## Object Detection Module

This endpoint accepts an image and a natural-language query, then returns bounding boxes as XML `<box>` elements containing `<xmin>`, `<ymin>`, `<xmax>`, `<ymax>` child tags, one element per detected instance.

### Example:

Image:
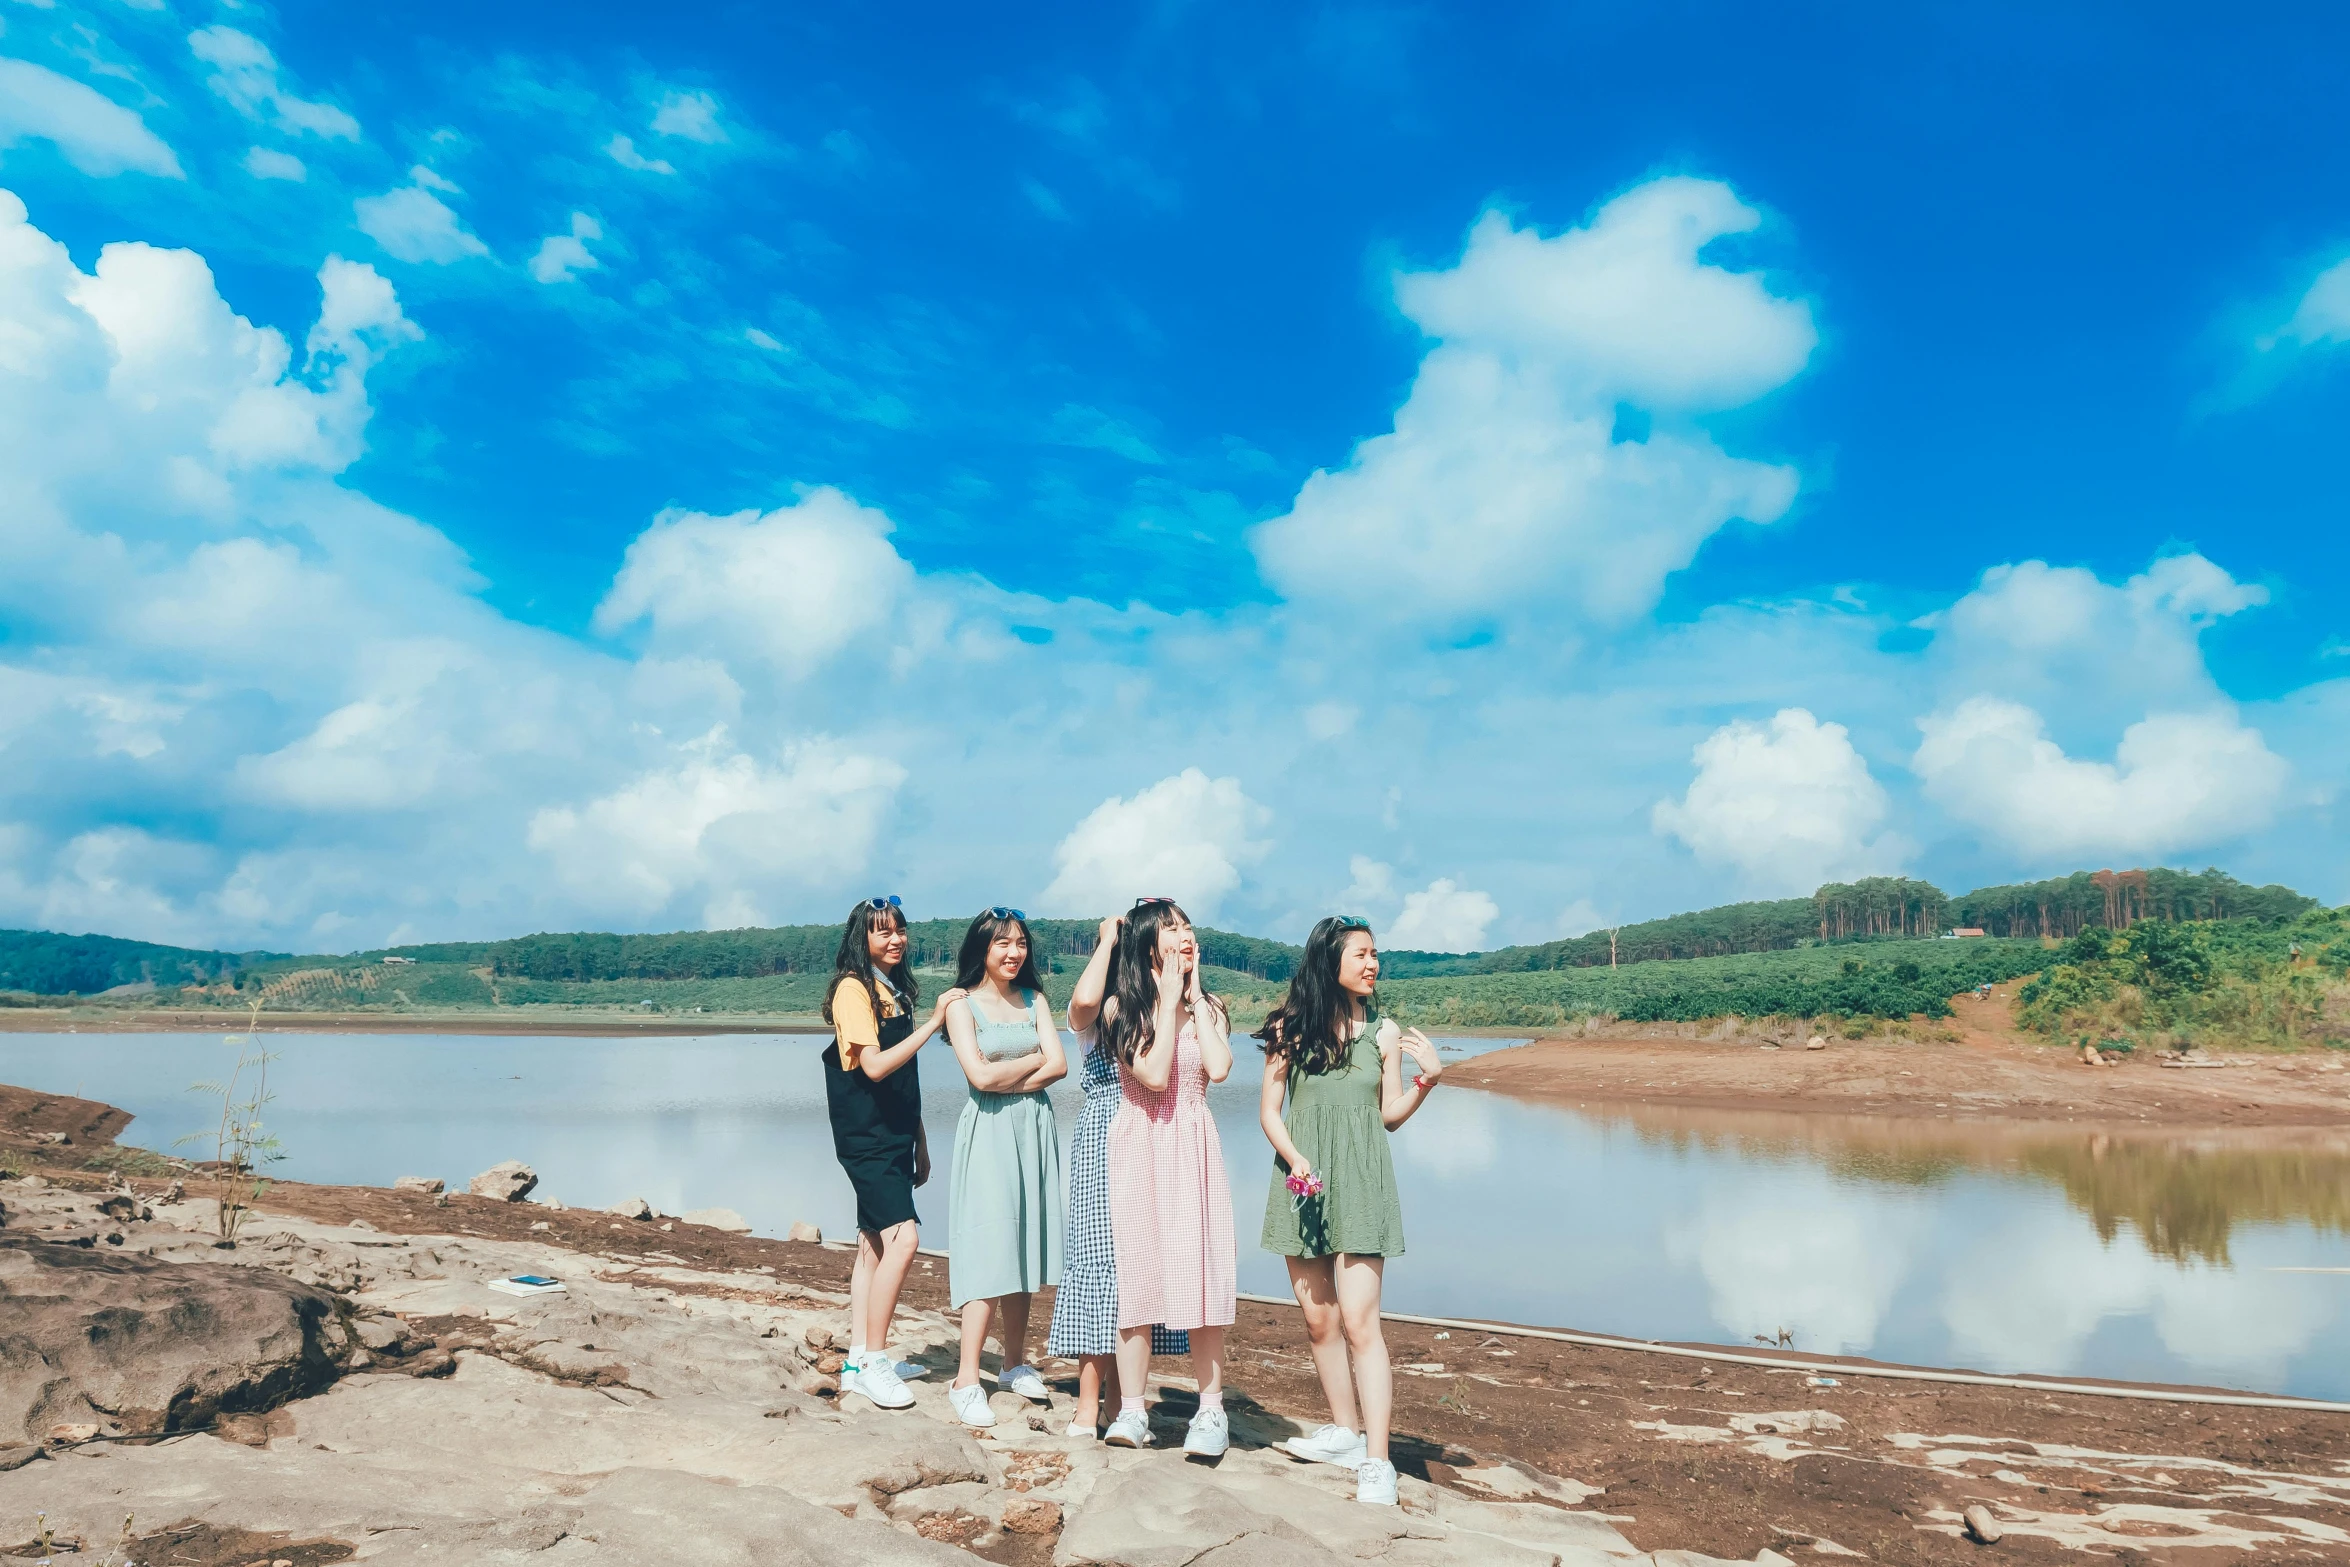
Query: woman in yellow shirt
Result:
<box><xmin>824</xmin><ymin>895</ymin><xmax>960</xmax><ymax>1409</ymax></box>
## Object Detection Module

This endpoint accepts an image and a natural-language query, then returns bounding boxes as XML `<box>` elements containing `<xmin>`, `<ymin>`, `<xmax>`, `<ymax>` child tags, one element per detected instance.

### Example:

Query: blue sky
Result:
<box><xmin>1</xmin><ymin>0</ymin><xmax>2345</xmax><ymax>953</ymax></box>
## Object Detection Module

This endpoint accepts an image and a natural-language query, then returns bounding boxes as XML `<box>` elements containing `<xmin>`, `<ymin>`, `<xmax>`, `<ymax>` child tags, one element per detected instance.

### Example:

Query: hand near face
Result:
<box><xmin>1097</xmin><ymin>914</ymin><xmax>1120</xmax><ymax>946</ymax></box>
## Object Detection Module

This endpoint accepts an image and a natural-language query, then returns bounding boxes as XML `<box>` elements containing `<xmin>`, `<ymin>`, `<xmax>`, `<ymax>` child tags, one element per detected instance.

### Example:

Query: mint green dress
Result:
<box><xmin>948</xmin><ymin>991</ymin><xmax>1065</xmax><ymax>1308</ymax></box>
<box><xmin>1260</xmin><ymin>1013</ymin><xmax>1405</xmax><ymax>1258</ymax></box>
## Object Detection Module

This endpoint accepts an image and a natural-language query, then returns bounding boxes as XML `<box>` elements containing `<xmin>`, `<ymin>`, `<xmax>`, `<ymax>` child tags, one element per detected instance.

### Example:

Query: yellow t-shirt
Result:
<box><xmin>832</xmin><ymin>976</ymin><xmax>904</xmax><ymax>1071</ymax></box>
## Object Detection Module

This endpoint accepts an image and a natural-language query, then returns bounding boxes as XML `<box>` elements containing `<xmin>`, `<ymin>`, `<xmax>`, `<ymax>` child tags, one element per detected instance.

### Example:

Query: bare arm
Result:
<box><xmin>1380</xmin><ymin>1021</ymin><xmax>1442</xmax><ymax>1130</ymax></box>
<box><xmin>1065</xmin><ymin>916</ymin><xmax>1119</xmax><ymax>1034</ymax></box>
<box><xmin>1258</xmin><ymin>1043</ymin><xmax>1311</xmax><ymax>1177</ymax></box>
<box><xmin>1185</xmin><ymin>958</ymin><xmax>1233</xmax><ymax>1083</ymax></box>
<box><xmin>1002</xmin><ymin>993</ymin><xmax>1068</xmax><ymax>1091</ymax></box>
<box><xmin>945</xmin><ymin>998</ymin><xmax>1047</xmax><ymax>1093</ymax></box>
<box><xmin>860</xmin><ymin>988</ymin><xmax>963</xmax><ymax>1082</ymax></box>
<box><xmin>1131</xmin><ymin>960</ymin><xmax>1185</xmax><ymax>1093</ymax></box>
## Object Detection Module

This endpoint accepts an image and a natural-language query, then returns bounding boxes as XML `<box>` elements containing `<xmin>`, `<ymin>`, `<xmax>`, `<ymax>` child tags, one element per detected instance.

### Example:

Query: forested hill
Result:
<box><xmin>0</xmin><ymin>865</ymin><xmax>2320</xmax><ymax>996</ymax></box>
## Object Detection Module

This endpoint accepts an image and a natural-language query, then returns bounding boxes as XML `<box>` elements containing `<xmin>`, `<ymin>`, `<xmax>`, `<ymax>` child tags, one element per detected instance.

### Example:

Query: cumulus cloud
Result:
<box><xmin>1652</xmin><ymin>708</ymin><xmax>1898</xmax><ymax>894</ymax></box>
<box><xmin>528</xmin><ymin>212</ymin><xmax>602</xmax><ymax>284</ymax></box>
<box><xmin>650</xmin><ymin>88</ymin><xmax>727</xmax><ymax>143</ymax></box>
<box><xmin>1039</xmin><ymin>770</ymin><xmax>1271</xmax><ymax>921</ymax></box>
<box><xmin>1386</xmin><ymin>877</ymin><xmax>1498</xmax><ymax>951</ymax></box>
<box><xmin>604</xmin><ymin>134</ymin><xmax>675</xmax><ymax>175</ymax></box>
<box><xmin>528</xmin><ymin>731</ymin><xmax>905</xmax><ymax>927</ymax></box>
<box><xmin>355</xmin><ymin>169</ymin><xmax>489</xmax><ymax>265</ymax></box>
<box><xmin>1251</xmin><ymin>176</ymin><xmax>1812</xmax><ymax>630</ymax></box>
<box><xmin>0</xmin><ymin>58</ymin><xmax>183</xmax><ymax>178</ymax></box>
<box><xmin>1912</xmin><ymin>697</ymin><xmax>2290</xmax><ymax>862</ymax></box>
<box><xmin>242</xmin><ymin>146</ymin><xmax>306</xmax><ymax>182</ymax></box>
<box><xmin>594</xmin><ymin>489</ymin><xmax>917</xmax><ymax>677</ymax></box>
<box><xmin>188</xmin><ymin>26</ymin><xmax>361</xmax><ymax>141</ymax></box>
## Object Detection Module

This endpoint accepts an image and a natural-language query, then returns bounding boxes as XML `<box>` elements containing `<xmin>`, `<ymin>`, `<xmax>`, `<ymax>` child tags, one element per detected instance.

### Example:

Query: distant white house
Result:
<box><xmin>383</xmin><ymin>955</ymin><xmax>417</xmax><ymax>964</ymax></box>
<box><xmin>1946</xmin><ymin>927</ymin><xmax>1987</xmax><ymax>939</ymax></box>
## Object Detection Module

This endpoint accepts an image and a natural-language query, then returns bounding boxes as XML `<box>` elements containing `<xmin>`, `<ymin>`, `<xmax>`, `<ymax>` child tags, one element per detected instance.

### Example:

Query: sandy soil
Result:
<box><xmin>9</xmin><ymin>1084</ymin><xmax>2348</xmax><ymax>1565</ymax></box>
<box><xmin>1459</xmin><ymin>984</ymin><xmax>2350</xmax><ymax>1130</ymax></box>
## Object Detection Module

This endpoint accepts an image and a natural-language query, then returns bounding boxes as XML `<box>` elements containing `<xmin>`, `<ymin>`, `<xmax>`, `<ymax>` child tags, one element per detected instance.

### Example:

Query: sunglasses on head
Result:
<box><xmin>1332</xmin><ymin>915</ymin><xmax>1372</xmax><ymax>931</ymax></box>
<box><xmin>1131</xmin><ymin>895</ymin><xmax>1180</xmax><ymax>910</ymax></box>
<box><xmin>986</xmin><ymin>906</ymin><xmax>1026</xmax><ymax>921</ymax></box>
<box><xmin>863</xmin><ymin>895</ymin><xmax>902</xmax><ymax>912</ymax></box>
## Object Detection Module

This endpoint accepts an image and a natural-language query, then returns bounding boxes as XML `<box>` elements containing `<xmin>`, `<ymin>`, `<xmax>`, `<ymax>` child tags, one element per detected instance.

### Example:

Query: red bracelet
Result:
<box><xmin>1414</xmin><ymin>1073</ymin><xmax>1436</xmax><ymax>1091</ymax></box>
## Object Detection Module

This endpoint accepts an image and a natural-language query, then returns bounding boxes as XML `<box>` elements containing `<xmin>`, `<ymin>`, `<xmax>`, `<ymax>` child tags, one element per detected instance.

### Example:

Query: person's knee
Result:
<box><xmin>1340</xmin><ymin>1306</ymin><xmax>1383</xmax><ymax>1351</ymax></box>
<box><xmin>881</xmin><ymin>1222</ymin><xmax>919</xmax><ymax>1256</ymax></box>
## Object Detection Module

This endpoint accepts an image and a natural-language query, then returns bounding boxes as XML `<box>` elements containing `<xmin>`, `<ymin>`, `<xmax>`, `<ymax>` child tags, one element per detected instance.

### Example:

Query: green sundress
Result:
<box><xmin>1260</xmin><ymin>1012</ymin><xmax>1405</xmax><ymax>1258</ymax></box>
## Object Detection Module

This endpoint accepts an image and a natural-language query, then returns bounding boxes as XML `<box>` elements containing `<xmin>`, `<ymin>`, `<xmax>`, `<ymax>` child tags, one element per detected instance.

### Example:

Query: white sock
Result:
<box><xmin>847</xmin><ymin>1343</ymin><xmax>868</xmax><ymax>1371</ymax></box>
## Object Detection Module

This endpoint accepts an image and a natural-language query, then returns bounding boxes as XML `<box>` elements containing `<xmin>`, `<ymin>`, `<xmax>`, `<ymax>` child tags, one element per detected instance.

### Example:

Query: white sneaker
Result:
<box><xmin>1183</xmin><ymin>1405</ymin><xmax>1229</xmax><ymax>1458</ymax></box>
<box><xmin>948</xmin><ymin>1380</ymin><xmax>997</xmax><ymax>1427</ymax></box>
<box><xmin>848</xmin><ymin>1359</ymin><xmax>913</xmax><ymax>1410</ymax></box>
<box><xmin>1282</xmin><ymin>1424</ymin><xmax>1367</xmax><ymax>1468</ymax></box>
<box><xmin>1357</xmin><ymin>1457</ymin><xmax>1398</xmax><ymax>1507</ymax></box>
<box><xmin>1065</xmin><ymin>1417</ymin><xmax>1099</xmax><ymax>1439</ymax></box>
<box><xmin>1001</xmin><ymin>1363</ymin><xmax>1052</xmax><ymax>1403</ymax></box>
<box><xmin>1103</xmin><ymin>1408</ymin><xmax>1153</xmax><ymax>1448</ymax></box>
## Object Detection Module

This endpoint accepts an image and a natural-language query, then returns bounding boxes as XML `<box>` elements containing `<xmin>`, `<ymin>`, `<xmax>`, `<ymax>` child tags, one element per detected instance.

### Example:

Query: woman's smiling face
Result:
<box><xmin>1336</xmin><ymin>930</ymin><xmax>1379</xmax><ymax>997</ymax></box>
<box><xmin>1156</xmin><ymin>916</ymin><xmax>1196</xmax><ymax>971</ymax></box>
<box><xmin>988</xmin><ymin>925</ymin><xmax>1029</xmax><ymax>982</ymax></box>
<box><xmin>867</xmin><ymin>918</ymin><xmax>908</xmax><ymax>968</ymax></box>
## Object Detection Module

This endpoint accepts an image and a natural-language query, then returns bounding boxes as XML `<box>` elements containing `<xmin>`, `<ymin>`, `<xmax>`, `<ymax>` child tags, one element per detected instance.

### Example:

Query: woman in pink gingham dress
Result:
<box><xmin>1099</xmin><ymin>898</ymin><xmax>1237</xmax><ymax>1455</ymax></box>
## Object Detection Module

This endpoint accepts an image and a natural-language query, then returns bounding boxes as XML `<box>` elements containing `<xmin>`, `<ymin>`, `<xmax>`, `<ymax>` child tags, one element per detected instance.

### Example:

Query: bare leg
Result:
<box><xmin>1288</xmin><ymin>1256</ymin><xmax>1359</xmax><ymax>1432</ymax></box>
<box><xmin>1113</xmin><ymin>1324</ymin><xmax>1154</xmax><ymax>1412</ymax></box>
<box><xmin>1334</xmin><ymin>1254</ymin><xmax>1390</xmax><ymax>1459</ymax></box>
<box><xmin>997</xmin><ymin>1291</ymin><xmax>1033</xmax><ymax>1371</ymax></box>
<box><xmin>1189</xmin><ymin>1324</ymin><xmax>1225</xmax><ymax>1402</ymax></box>
<box><xmin>955</xmin><ymin>1297</ymin><xmax>996</xmax><ymax>1388</ymax></box>
<box><xmin>849</xmin><ymin>1230</ymin><xmax>876</xmax><ymax>1355</ymax></box>
<box><xmin>1076</xmin><ymin>1354</ymin><xmax>1115</xmax><ymax>1428</ymax></box>
<box><xmin>862</xmin><ymin>1220</ymin><xmax>920</xmax><ymax>1356</ymax></box>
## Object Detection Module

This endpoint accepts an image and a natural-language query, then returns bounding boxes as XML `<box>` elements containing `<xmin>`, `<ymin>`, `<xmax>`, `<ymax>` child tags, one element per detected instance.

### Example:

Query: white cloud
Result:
<box><xmin>1251</xmin><ymin>176</ymin><xmax>1812</xmax><ymax>630</ymax></box>
<box><xmin>650</xmin><ymin>88</ymin><xmax>727</xmax><ymax>144</ymax></box>
<box><xmin>604</xmin><ymin>134</ymin><xmax>675</xmax><ymax>175</ymax></box>
<box><xmin>528</xmin><ymin>731</ymin><xmax>905</xmax><ymax>927</ymax></box>
<box><xmin>1668</xmin><ymin>1172</ymin><xmax>1922</xmax><ymax>1356</ymax></box>
<box><xmin>242</xmin><ymin>146</ymin><xmax>305</xmax><ymax>182</ymax></box>
<box><xmin>744</xmin><ymin>326</ymin><xmax>783</xmax><ymax>351</ymax></box>
<box><xmin>593</xmin><ymin>489</ymin><xmax>917</xmax><ymax>677</ymax></box>
<box><xmin>1050</xmin><ymin>402</ymin><xmax>1161</xmax><ymax>463</ymax></box>
<box><xmin>1912</xmin><ymin>697</ymin><xmax>2290</xmax><ymax>862</ymax></box>
<box><xmin>187</xmin><ymin>26</ymin><xmax>360</xmax><ymax>141</ymax></box>
<box><xmin>1653</xmin><ymin>708</ymin><xmax>1898</xmax><ymax>893</ymax></box>
<box><xmin>355</xmin><ymin>169</ymin><xmax>489</xmax><ymax>265</ymax></box>
<box><xmin>1039</xmin><ymin>769</ymin><xmax>1272</xmax><ymax>921</ymax></box>
<box><xmin>1385</xmin><ymin>877</ymin><xmax>1498</xmax><ymax>952</ymax></box>
<box><xmin>528</xmin><ymin>211</ymin><xmax>602</xmax><ymax>284</ymax></box>
<box><xmin>0</xmin><ymin>57</ymin><xmax>182</xmax><ymax>177</ymax></box>
<box><xmin>2257</xmin><ymin>254</ymin><xmax>2350</xmax><ymax>353</ymax></box>
<box><xmin>1338</xmin><ymin>854</ymin><xmax>1395</xmax><ymax>909</ymax></box>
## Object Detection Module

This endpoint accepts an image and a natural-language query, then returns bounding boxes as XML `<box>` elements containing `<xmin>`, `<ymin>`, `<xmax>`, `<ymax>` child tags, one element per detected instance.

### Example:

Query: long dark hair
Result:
<box><xmin>823</xmin><ymin>899</ymin><xmax>918</xmax><ymax>1024</ymax></box>
<box><xmin>952</xmin><ymin>909</ymin><xmax>1047</xmax><ymax>995</ymax></box>
<box><xmin>1255</xmin><ymin>916</ymin><xmax>1375</xmax><ymax>1076</ymax></box>
<box><xmin>1100</xmin><ymin>898</ymin><xmax>1221</xmax><ymax>1066</ymax></box>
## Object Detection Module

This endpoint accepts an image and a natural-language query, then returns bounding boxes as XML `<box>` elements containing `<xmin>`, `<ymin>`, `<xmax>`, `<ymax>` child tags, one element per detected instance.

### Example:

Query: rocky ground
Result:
<box><xmin>4</xmin><ymin>1087</ymin><xmax>2349</xmax><ymax>1564</ymax></box>
<box><xmin>1465</xmin><ymin>985</ymin><xmax>2350</xmax><ymax>1129</ymax></box>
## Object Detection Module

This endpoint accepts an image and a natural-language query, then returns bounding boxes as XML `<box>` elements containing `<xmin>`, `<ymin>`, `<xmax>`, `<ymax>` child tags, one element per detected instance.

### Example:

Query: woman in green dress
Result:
<box><xmin>1255</xmin><ymin>915</ymin><xmax>1444</xmax><ymax>1507</ymax></box>
<box><xmin>942</xmin><ymin>908</ymin><xmax>1068</xmax><ymax>1427</ymax></box>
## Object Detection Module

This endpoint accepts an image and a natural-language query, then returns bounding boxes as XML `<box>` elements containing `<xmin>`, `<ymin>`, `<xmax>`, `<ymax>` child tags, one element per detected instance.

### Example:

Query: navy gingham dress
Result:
<box><xmin>1047</xmin><ymin>1030</ymin><xmax>1189</xmax><ymax>1359</ymax></box>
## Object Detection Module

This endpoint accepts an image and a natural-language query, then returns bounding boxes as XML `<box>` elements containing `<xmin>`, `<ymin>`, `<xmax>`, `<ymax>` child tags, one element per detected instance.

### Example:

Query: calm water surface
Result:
<box><xmin>8</xmin><ymin>1029</ymin><xmax>2346</xmax><ymax>1400</ymax></box>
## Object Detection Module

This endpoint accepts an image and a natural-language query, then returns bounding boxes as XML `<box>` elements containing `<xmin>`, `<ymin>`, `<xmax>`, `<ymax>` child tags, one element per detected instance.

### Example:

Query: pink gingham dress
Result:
<box><xmin>1107</xmin><ymin>1019</ymin><xmax>1235</xmax><ymax>1332</ymax></box>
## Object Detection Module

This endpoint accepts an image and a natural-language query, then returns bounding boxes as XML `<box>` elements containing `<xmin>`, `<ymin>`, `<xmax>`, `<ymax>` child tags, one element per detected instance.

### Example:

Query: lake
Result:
<box><xmin>7</xmin><ymin>1028</ymin><xmax>2347</xmax><ymax>1400</ymax></box>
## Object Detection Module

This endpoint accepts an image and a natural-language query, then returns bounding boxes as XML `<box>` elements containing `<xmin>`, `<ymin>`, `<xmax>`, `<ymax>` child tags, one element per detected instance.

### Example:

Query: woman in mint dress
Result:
<box><xmin>942</xmin><ymin>908</ymin><xmax>1067</xmax><ymax>1428</ymax></box>
<box><xmin>1256</xmin><ymin>915</ymin><xmax>1444</xmax><ymax>1508</ymax></box>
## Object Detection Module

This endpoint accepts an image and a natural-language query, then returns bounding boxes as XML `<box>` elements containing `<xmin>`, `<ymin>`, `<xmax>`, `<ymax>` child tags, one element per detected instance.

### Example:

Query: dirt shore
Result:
<box><xmin>1462</xmin><ymin>985</ymin><xmax>2350</xmax><ymax>1130</ymax></box>
<box><xmin>8</xmin><ymin>1084</ymin><xmax>2348</xmax><ymax>1564</ymax></box>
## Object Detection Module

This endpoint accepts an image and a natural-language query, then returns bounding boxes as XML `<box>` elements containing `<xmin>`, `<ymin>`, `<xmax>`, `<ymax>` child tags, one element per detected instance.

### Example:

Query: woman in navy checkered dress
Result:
<box><xmin>1049</xmin><ymin>915</ymin><xmax>1185</xmax><ymax>1436</ymax></box>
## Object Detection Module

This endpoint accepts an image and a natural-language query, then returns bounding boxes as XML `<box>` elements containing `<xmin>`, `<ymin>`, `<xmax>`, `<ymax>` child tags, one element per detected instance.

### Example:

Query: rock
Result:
<box><xmin>764</xmin><ymin>1423</ymin><xmax>991</xmax><ymax>1510</ymax></box>
<box><xmin>513</xmin><ymin>1342</ymin><xmax>626</xmax><ymax>1384</ymax></box>
<box><xmin>0</xmin><ymin>1442</ymin><xmax>36</xmax><ymax>1471</ymax></box>
<box><xmin>797</xmin><ymin>1369</ymin><xmax>840</xmax><ymax>1398</ymax></box>
<box><xmin>468</xmin><ymin>1161</ymin><xmax>538</xmax><ymax>1202</ymax></box>
<box><xmin>541</xmin><ymin>1197</ymin><xmax>566</xmax><ymax>1212</ymax></box>
<box><xmin>1055</xmin><ymin>1464</ymin><xmax>1343</xmax><ymax>1566</ymax></box>
<box><xmin>681</xmin><ymin>1207</ymin><xmax>751</xmax><ymax>1233</ymax></box>
<box><xmin>47</xmin><ymin>1421</ymin><xmax>99</xmax><ymax>1445</ymax></box>
<box><xmin>1963</xmin><ymin>1504</ymin><xmax>2004</xmax><ymax>1544</ymax></box>
<box><xmin>393</xmin><ymin>1176</ymin><xmax>444</xmax><ymax>1195</ymax></box>
<box><xmin>1805</xmin><ymin>1035</ymin><xmax>1827</xmax><ymax>1051</ymax></box>
<box><xmin>33</xmin><ymin>1132</ymin><xmax>67</xmax><ymax>1146</ymax></box>
<box><xmin>0</xmin><ymin>1235</ymin><xmax>341</xmax><ymax>1442</ymax></box>
<box><xmin>789</xmin><ymin>1220</ymin><xmax>823</xmax><ymax>1244</ymax></box>
<box><xmin>814</xmin><ymin>1350</ymin><xmax>847</xmax><ymax>1375</ymax></box>
<box><xmin>355</xmin><ymin>1317</ymin><xmax>408</xmax><ymax>1352</ymax></box>
<box><xmin>15</xmin><ymin>1177</ymin><xmax>46</xmax><ymax>1191</ymax></box>
<box><xmin>1002</xmin><ymin>1496</ymin><xmax>1060</xmax><ymax>1534</ymax></box>
<box><xmin>606</xmin><ymin>1196</ymin><xmax>653</xmax><ymax>1220</ymax></box>
<box><xmin>528</xmin><ymin>1221</ymin><xmax>552</xmax><ymax>1232</ymax></box>
<box><xmin>2080</xmin><ymin>1042</ymin><xmax>2102</xmax><ymax>1067</ymax></box>
<box><xmin>803</xmin><ymin>1324</ymin><xmax>841</xmax><ymax>1352</ymax></box>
